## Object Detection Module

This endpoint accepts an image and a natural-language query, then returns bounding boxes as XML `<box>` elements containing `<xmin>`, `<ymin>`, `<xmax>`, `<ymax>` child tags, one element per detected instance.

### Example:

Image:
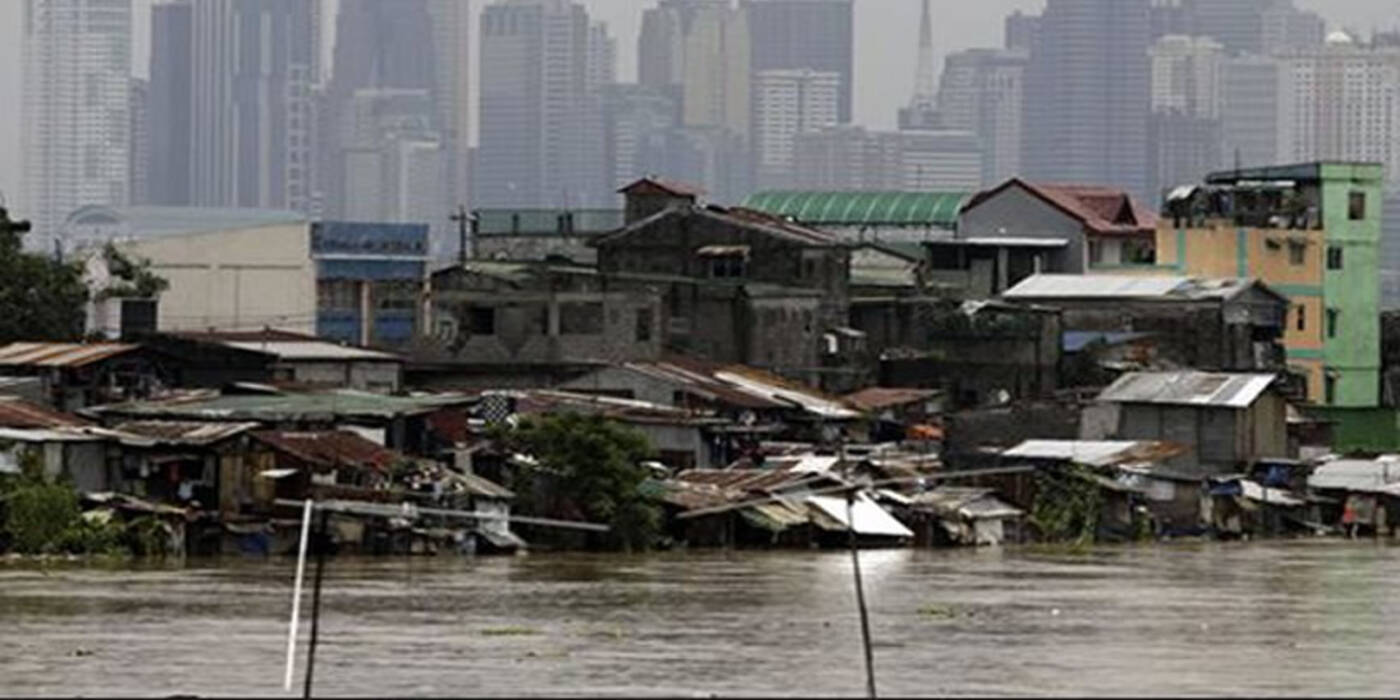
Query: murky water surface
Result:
<box><xmin>3</xmin><ymin>541</ymin><xmax>1400</xmax><ymax>697</ymax></box>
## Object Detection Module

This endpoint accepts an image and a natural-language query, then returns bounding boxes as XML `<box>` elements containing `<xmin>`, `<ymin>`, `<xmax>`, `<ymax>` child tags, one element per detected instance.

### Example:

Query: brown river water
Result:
<box><xmin>3</xmin><ymin>540</ymin><xmax>1400</xmax><ymax>697</ymax></box>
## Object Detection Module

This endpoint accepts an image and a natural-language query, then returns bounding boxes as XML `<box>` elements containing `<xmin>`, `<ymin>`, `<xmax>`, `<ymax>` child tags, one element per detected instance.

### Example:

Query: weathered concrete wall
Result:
<box><xmin>476</xmin><ymin>234</ymin><xmax>598</xmax><ymax>264</ymax></box>
<box><xmin>958</xmin><ymin>185</ymin><xmax>1087</xmax><ymax>272</ymax></box>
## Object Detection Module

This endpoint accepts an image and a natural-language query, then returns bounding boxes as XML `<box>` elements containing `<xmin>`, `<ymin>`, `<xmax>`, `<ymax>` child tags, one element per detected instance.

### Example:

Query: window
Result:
<box><xmin>710</xmin><ymin>255</ymin><xmax>746</xmax><ymax>279</ymax></box>
<box><xmin>1088</xmin><ymin>240</ymin><xmax>1104</xmax><ymax>265</ymax></box>
<box><xmin>1288</xmin><ymin>241</ymin><xmax>1306</xmax><ymax>266</ymax></box>
<box><xmin>1327</xmin><ymin>308</ymin><xmax>1339</xmax><ymax>338</ymax></box>
<box><xmin>635</xmin><ymin>308</ymin><xmax>652</xmax><ymax>342</ymax></box>
<box><xmin>1325</xmin><ymin>374</ymin><xmax>1337</xmax><ymax>405</ymax></box>
<box><xmin>1349</xmin><ymin>191</ymin><xmax>1367</xmax><ymax>220</ymax></box>
<box><xmin>466</xmin><ymin>305</ymin><xmax>495</xmax><ymax>335</ymax></box>
<box><xmin>1327</xmin><ymin>245</ymin><xmax>1344</xmax><ymax>270</ymax></box>
<box><xmin>1296</xmin><ymin>304</ymin><xmax>1306</xmax><ymax>332</ymax></box>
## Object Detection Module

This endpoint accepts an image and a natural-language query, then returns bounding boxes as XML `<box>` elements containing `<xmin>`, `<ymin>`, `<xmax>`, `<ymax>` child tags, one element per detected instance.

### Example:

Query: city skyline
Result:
<box><xmin>2</xmin><ymin>0</ymin><xmax>1397</xmax><ymax>214</ymax></box>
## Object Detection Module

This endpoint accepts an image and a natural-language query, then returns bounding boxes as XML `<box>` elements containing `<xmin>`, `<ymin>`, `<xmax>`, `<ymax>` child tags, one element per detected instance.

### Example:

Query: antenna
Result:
<box><xmin>910</xmin><ymin>0</ymin><xmax>937</xmax><ymax>107</ymax></box>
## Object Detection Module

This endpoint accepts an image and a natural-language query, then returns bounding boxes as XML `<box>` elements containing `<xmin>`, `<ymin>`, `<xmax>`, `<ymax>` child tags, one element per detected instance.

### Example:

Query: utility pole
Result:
<box><xmin>450</xmin><ymin>205</ymin><xmax>474</xmax><ymax>266</ymax></box>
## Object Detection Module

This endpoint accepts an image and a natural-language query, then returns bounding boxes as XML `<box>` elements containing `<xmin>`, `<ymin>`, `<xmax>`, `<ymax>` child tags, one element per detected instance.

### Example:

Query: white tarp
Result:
<box><xmin>806</xmin><ymin>493</ymin><xmax>913</xmax><ymax>538</ymax></box>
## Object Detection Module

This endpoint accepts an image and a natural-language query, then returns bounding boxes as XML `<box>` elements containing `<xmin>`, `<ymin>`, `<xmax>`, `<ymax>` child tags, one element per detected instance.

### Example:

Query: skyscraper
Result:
<box><xmin>476</xmin><ymin>0</ymin><xmax>614</xmax><ymax>209</ymax></box>
<box><xmin>426</xmin><ymin>0</ymin><xmax>473</xmax><ymax>211</ymax></box>
<box><xmin>147</xmin><ymin>0</ymin><xmax>193</xmax><ymax>207</ymax></box>
<box><xmin>21</xmin><ymin>0</ymin><xmax>132</xmax><ymax>245</ymax></box>
<box><xmin>1277</xmin><ymin>33</ymin><xmax>1400</xmax><ymax>183</ymax></box>
<box><xmin>190</xmin><ymin>0</ymin><xmax>318</xmax><ymax>213</ymax></box>
<box><xmin>1148</xmin><ymin>35</ymin><xmax>1225</xmax><ymax>197</ymax></box>
<box><xmin>752</xmin><ymin>69</ymin><xmax>840</xmax><ymax>189</ymax></box>
<box><xmin>129</xmin><ymin>79</ymin><xmax>151</xmax><ymax>207</ymax></box>
<box><xmin>1021</xmin><ymin>0</ymin><xmax>1152</xmax><ymax>200</ymax></box>
<box><xmin>1172</xmin><ymin>0</ymin><xmax>1323</xmax><ymax>57</ymax></box>
<box><xmin>1221</xmin><ymin>54</ymin><xmax>1287</xmax><ymax>169</ymax></box>
<box><xmin>898</xmin><ymin>0</ymin><xmax>940</xmax><ymax>131</ymax></box>
<box><xmin>936</xmin><ymin>48</ymin><xmax>1027</xmax><ymax>184</ymax></box>
<box><xmin>743</xmin><ymin>0</ymin><xmax>854</xmax><ymax>123</ymax></box>
<box><xmin>637</xmin><ymin>0</ymin><xmax>728</xmax><ymax>95</ymax></box>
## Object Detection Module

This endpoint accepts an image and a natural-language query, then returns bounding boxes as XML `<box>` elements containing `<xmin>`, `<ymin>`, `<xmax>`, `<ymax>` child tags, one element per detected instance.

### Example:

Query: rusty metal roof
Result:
<box><xmin>0</xmin><ymin>397</ymin><xmax>90</xmax><ymax>429</ymax></box>
<box><xmin>675</xmin><ymin>468</ymin><xmax>831</xmax><ymax>493</ymax></box>
<box><xmin>251</xmin><ymin>430</ymin><xmax>403</xmax><ymax>472</ymax></box>
<box><xmin>0</xmin><ymin>342</ymin><xmax>140</xmax><ymax>368</ymax></box>
<box><xmin>1096</xmin><ymin>371</ymin><xmax>1278</xmax><ymax>408</ymax></box>
<box><xmin>842</xmin><ymin>387</ymin><xmax>943</xmax><ymax>413</ymax></box>
<box><xmin>111</xmin><ymin>420</ymin><xmax>260</xmax><ymax>446</ymax></box>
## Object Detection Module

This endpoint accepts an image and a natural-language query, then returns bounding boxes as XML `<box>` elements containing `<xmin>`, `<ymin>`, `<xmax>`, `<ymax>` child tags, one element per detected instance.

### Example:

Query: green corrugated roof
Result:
<box><xmin>740</xmin><ymin>191</ymin><xmax>971</xmax><ymax>228</ymax></box>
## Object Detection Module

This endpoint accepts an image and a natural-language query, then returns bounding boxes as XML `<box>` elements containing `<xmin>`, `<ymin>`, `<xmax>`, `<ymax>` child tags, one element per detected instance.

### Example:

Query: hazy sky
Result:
<box><xmin>2</xmin><ymin>0</ymin><xmax>1397</xmax><ymax>209</ymax></box>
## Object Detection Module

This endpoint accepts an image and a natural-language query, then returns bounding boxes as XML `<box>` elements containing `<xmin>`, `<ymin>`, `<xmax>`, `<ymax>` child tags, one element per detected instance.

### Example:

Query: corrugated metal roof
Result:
<box><xmin>0</xmin><ymin>398</ymin><xmax>90</xmax><ymax>429</ymax></box>
<box><xmin>452</xmin><ymin>471</ymin><xmax>515</xmax><ymax>499</ymax></box>
<box><xmin>0</xmin><ymin>342</ymin><xmax>140</xmax><ymax>368</ymax></box>
<box><xmin>843</xmin><ymin>387</ymin><xmax>942</xmax><ymax>412</ymax></box>
<box><xmin>222</xmin><ymin>341</ymin><xmax>402</xmax><ymax>362</ymax></box>
<box><xmin>806</xmin><ymin>494</ymin><xmax>913</xmax><ymax>538</ymax></box>
<box><xmin>740</xmin><ymin>191</ymin><xmax>971</xmax><ymax>228</ymax></box>
<box><xmin>92</xmin><ymin>389</ymin><xmax>473</xmax><ymax>422</ymax></box>
<box><xmin>1004</xmin><ymin>274</ymin><xmax>1276</xmax><ymax>302</ymax></box>
<box><xmin>111</xmin><ymin>420</ymin><xmax>260</xmax><ymax>446</ymax></box>
<box><xmin>1308</xmin><ymin>457</ymin><xmax>1400</xmax><ymax>492</ymax></box>
<box><xmin>1002</xmin><ymin>439</ymin><xmax>1187</xmax><ymax>467</ymax></box>
<box><xmin>713</xmin><ymin>369</ymin><xmax>860</xmax><ymax>419</ymax></box>
<box><xmin>1096</xmin><ymin>371</ymin><xmax>1277</xmax><ymax>408</ymax></box>
<box><xmin>252</xmin><ymin>430</ymin><xmax>402</xmax><ymax>472</ymax></box>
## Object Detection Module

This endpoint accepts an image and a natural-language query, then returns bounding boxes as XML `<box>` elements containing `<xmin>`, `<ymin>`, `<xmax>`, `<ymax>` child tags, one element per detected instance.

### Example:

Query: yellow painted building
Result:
<box><xmin>1151</xmin><ymin>224</ymin><xmax>1327</xmax><ymax>400</ymax></box>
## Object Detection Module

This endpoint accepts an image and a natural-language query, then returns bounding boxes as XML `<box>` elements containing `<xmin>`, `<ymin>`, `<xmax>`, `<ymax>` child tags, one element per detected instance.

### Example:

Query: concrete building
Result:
<box><xmin>147</xmin><ymin>0</ymin><xmax>193</xmax><ymax>207</ymax></box>
<box><xmin>476</xmin><ymin>0</ymin><xmax>613</xmax><ymax>209</ymax></box>
<box><xmin>792</xmin><ymin>126</ymin><xmax>982</xmax><ymax>192</ymax></box>
<box><xmin>312</xmin><ymin>222</ymin><xmax>430</xmax><ymax>349</ymax></box>
<box><xmin>1155</xmin><ymin>0</ymin><xmax>1324</xmax><ymax>57</ymax></box>
<box><xmin>128</xmin><ymin>79</ymin><xmax>151</xmax><ymax>207</ymax></box>
<box><xmin>679</xmin><ymin>3</ymin><xmax>750</xmax><ymax>140</ymax></box>
<box><xmin>603</xmin><ymin>84</ymin><xmax>681</xmax><ymax>192</ymax></box>
<box><xmin>426</xmin><ymin>0</ymin><xmax>474</xmax><ymax>219</ymax></box>
<box><xmin>934</xmin><ymin>48</ymin><xmax>1028</xmax><ymax>185</ymax></box>
<box><xmin>752</xmin><ymin>69</ymin><xmax>841</xmax><ymax>189</ymax></box>
<box><xmin>901</xmin><ymin>130</ymin><xmax>986</xmax><ymax>192</ymax></box>
<box><xmin>190</xmin><ymin>0</ymin><xmax>318</xmax><ymax>214</ymax></box>
<box><xmin>1157</xmin><ymin>162</ymin><xmax>1384</xmax><ymax>406</ymax></box>
<box><xmin>21</xmin><ymin>0</ymin><xmax>132</xmax><ymax>247</ymax></box>
<box><xmin>1021</xmin><ymin>0</ymin><xmax>1152</xmax><ymax>202</ymax></box>
<box><xmin>743</xmin><ymin>0</ymin><xmax>854</xmax><ymax>123</ymax></box>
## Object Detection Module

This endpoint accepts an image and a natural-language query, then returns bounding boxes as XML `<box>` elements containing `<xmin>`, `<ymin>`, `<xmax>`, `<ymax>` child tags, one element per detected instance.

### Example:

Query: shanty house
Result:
<box><xmin>164</xmin><ymin>330</ymin><xmax>404</xmax><ymax>392</ymax></box>
<box><xmin>0</xmin><ymin>397</ymin><xmax>117</xmax><ymax>491</ymax></box>
<box><xmin>1085</xmin><ymin>371</ymin><xmax>1290</xmax><ymax>474</ymax></box>
<box><xmin>0</xmin><ymin>342</ymin><xmax>169</xmax><ymax>411</ymax></box>
<box><xmin>907</xmin><ymin>487</ymin><xmax>1024</xmax><ymax>546</ymax></box>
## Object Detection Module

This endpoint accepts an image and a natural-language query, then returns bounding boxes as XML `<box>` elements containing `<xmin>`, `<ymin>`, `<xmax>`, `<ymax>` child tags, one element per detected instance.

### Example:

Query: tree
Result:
<box><xmin>95</xmin><ymin>243</ymin><xmax>169</xmax><ymax>301</ymax></box>
<box><xmin>0</xmin><ymin>208</ymin><xmax>88</xmax><ymax>343</ymax></box>
<box><xmin>492</xmin><ymin>412</ymin><xmax>661</xmax><ymax>551</ymax></box>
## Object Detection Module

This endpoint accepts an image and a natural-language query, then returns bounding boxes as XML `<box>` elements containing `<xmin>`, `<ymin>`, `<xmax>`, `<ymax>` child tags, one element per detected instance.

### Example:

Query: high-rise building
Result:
<box><xmin>21</xmin><ymin>0</ymin><xmax>132</xmax><ymax>246</ymax></box>
<box><xmin>1277</xmin><ymin>33</ymin><xmax>1400</xmax><ymax>184</ymax></box>
<box><xmin>901</xmin><ymin>130</ymin><xmax>985</xmax><ymax>191</ymax></box>
<box><xmin>1221</xmin><ymin>54</ymin><xmax>1287</xmax><ymax>169</ymax></box>
<box><xmin>338</xmin><ymin>89</ymin><xmax>446</xmax><ymax>238</ymax></box>
<box><xmin>1156</xmin><ymin>0</ymin><xmax>1324</xmax><ymax>56</ymax></box>
<box><xmin>1148</xmin><ymin>35</ymin><xmax>1225</xmax><ymax>198</ymax></box>
<box><xmin>148</xmin><ymin>0</ymin><xmax>193</xmax><ymax>207</ymax></box>
<box><xmin>935</xmin><ymin>48</ymin><xmax>1027</xmax><ymax>185</ymax></box>
<box><xmin>794</xmin><ymin>126</ymin><xmax>982</xmax><ymax>192</ymax></box>
<box><xmin>743</xmin><ymin>0</ymin><xmax>854</xmax><ymax>123</ymax></box>
<box><xmin>898</xmin><ymin>0</ymin><xmax>940</xmax><ymax>131</ymax></box>
<box><xmin>476</xmin><ymin>0</ymin><xmax>613</xmax><ymax>209</ymax></box>
<box><xmin>1004</xmin><ymin>10</ymin><xmax>1040</xmax><ymax>52</ymax></box>
<box><xmin>129</xmin><ymin>79</ymin><xmax>151</xmax><ymax>207</ymax></box>
<box><xmin>426</xmin><ymin>0</ymin><xmax>473</xmax><ymax>212</ymax></box>
<box><xmin>605</xmin><ymin>85</ymin><xmax>680</xmax><ymax>192</ymax></box>
<box><xmin>190</xmin><ymin>0</ymin><xmax>318</xmax><ymax>213</ymax></box>
<box><xmin>1021</xmin><ymin>0</ymin><xmax>1152</xmax><ymax>201</ymax></box>
<box><xmin>752</xmin><ymin>69</ymin><xmax>840</xmax><ymax>189</ymax></box>
<box><xmin>681</xmin><ymin>4</ymin><xmax>751</xmax><ymax>140</ymax></box>
<box><xmin>638</xmin><ymin>0</ymin><xmax>728</xmax><ymax>95</ymax></box>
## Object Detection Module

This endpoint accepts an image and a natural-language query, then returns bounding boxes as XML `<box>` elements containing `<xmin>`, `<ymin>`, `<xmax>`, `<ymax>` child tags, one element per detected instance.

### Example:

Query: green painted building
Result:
<box><xmin>1204</xmin><ymin>162</ymin><xmax>1383</xmax><ymax>407</ymax></box>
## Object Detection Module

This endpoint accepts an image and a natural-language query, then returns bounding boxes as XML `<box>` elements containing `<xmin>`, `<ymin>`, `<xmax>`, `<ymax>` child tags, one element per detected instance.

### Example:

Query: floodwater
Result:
<box><xmin>3</xmin><ymin>541</ymin><xmax>1400</xmax><ymax>697</ymax></box>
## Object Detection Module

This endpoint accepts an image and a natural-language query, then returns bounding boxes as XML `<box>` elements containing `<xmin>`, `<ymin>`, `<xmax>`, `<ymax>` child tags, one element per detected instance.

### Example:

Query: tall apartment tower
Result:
<box><xmin>426</xmin><ymin>0</ymin><xmax>473</xmax><ymax>212</ymax></box>
<box><xmin>476</xmin><ymin>0</ymin><xmax>613</xmax><ymax>209</ymax></box>
<box><xmin>1277</xmin><ymin>33</ymin><xmax>1400</xmax><ymax>184</ymax></box>
<box><xmin>1168</xmin><ymin>0</ymin><xmax>1323</xmax><ymax>56</ymax></box>
<box><xmin>752</xmin><ymin>69</ymin><xmax>840</xmax><ymax>189</ymax></box>
<box><xmin>21</xmin><ymin>0</ymin><xmax>132</xmax><ymax>246</ymax></box>
<box><xmin>1148</xmin><ymin>35</ymin><xmax>1226</xmax><ymax>198</ymax></box>
<box><xmin>147</xmin><ymin>0</ymin><xmax>193</xmax><ymax>207</ymax></box>
<box><xmin>129</xmin><ymin>79</ymin><xmax>151</xmax><ymax>207</ymax></box>
<box><xmin>743</xmin><ymin>0</ymin><xmax>854</xmax><ymax>123</ymax></box>
<box><xmin>1220</xmin><ymin>54</ymin><xmax>1287</xmax><ymax>169</ymax></box>
<box><xmin>1022</xmin><ymin>0</ymin><xmax>1152</xmax><ymax>201</ymax></box>
<box><xmin>190</xmin><ymin>0</ymin><xmax>318</xmax><ymax>213</ymax></box>
<box><xmin>638</xmin><ymin>0</ymin><xmax>728</xmax><ymax>95</ymax></box>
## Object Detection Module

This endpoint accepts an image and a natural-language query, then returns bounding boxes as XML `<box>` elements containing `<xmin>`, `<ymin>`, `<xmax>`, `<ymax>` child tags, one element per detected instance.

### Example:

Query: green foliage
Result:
<box><xmin>492</xmin><ymin>413</ymin><xmax>661</xmax><ymax>551</ymax></box>
<box><xmin>96</xmin><ymin>244</ymin><xmax>169</xmax><ymax>301</ymax></box>
<box><xmin>0</xmin><ymin>226</ymin><xmax>88</xmax><ymax>343</ymax></box>
<box><xmin>1028</xmin><ymin>465</ymin><xmax>1104</xmax><ymax>546</ymax></box>
<box><xmin>123</xmin><ymin>516</ymin><xmax>174</xmax><ymax>557</ymax></box>
<box><xmin>3</xmin><ymin>461</ymin><xmax>82</xmax><ymax>554</ymax></box>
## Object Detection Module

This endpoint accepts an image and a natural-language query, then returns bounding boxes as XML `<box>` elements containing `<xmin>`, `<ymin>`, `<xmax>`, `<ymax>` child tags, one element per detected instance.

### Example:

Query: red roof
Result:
<box><xmin>617</xmin><ymin>176</ymin><xmax>706</xmax><ymax>198</ymax></box>
<box><xmin>251</xmin><ymin>430</ymin><xmax>403</xmax><ymax>473</ymax></box>
<box><xmin>964</xmin><ymin>178</ymin><xmax>1158</xmax><ymax>236</ymax></box>
<box><xmin>0</xmin><ymin>398</ymin><xmax>91</xmax><ymax>429</ymax></box>
<box><xmin>842</xmin><ymin>387</ymin><xmax>943</xmax><ymax>413</ymax></box>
